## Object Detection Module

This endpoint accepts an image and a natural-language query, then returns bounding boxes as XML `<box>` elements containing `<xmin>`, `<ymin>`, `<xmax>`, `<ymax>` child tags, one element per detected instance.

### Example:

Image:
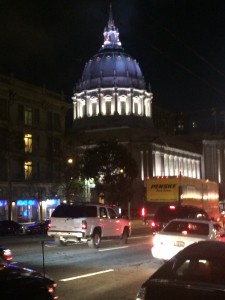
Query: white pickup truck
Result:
<box><xmin>151</xmin><ymin>218</ymin><xmax>224</xmax><ymax>261</ymax></box>
<box><xmin>48</xmin><ymin>203</ymin><xmax>131</xmax><ymax>248</ymax></box>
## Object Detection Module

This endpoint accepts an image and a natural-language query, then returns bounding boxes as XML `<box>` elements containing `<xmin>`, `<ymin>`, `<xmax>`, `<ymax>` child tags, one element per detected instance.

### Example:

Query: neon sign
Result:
<box><xmin>17</xmin><ymin>200</ymin><xmax>37</xmax><ymax>206</ymax></box>
<box><xmin>46</xmin><ymin>199</ymin><xmax>60</xmax><ymax>206</ymax></box>
<box><xmin>0</xmin><ymin>200</ymin><xmax>7</xmax><ymax>207</ymax></box>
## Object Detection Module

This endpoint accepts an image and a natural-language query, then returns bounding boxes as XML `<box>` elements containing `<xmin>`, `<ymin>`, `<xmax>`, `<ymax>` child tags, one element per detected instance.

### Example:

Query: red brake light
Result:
<box><xmin>141</xmin><ymin>207</ymin><xmax>146</xmax><ymax>217</ymax></box>
<box><xmin>169</xmin><ymin>205</ymin><xmax>176</xmax><ymax>210</ymax></box>
<box><xmin>82</xmin><ymin>220</ymin><xmax>87</xmax><ymax>230</ymax></box>
<box><xmin>150</xmin><ymin>221</ymin><xmax>156</xmax><ymax>228</ymax></box>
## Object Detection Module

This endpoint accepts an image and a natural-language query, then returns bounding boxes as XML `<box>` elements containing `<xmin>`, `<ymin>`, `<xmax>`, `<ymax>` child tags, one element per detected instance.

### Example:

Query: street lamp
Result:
<box><xmin>68</xmin><ymin>158</ymin><xmax>73</xmax><ymax>164</ymax></box>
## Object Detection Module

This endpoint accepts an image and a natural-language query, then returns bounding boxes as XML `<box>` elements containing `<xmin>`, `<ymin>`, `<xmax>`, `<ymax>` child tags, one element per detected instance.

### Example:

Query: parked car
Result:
<box><xmin>0</xmin><ymin>246</ymin><xmax>13</xmax><ymax>263</ymax></box>
<box><xmin>25</xmin><ymin>220</ymin><xmax>50</xmax><ymax>234</ymax></box>
<box><xmin>0</xmin><ymin>220</ymin><xmax>24</xmax><ymax>235</ymax></box>
<box><xmin>151</xmin><ymin>218</ymin><xmax>224</xmax><ymax>261</ymax></box>
<box><xmin>136</xmin><ymin>240</ymin><xmax>225</xmax><ymax>300</ymax></box>
<box><xmin>150</xmin><ymin>204</ymin><xmax>209</xmax><ymax>233</ymax></box>
<box><xmin>0</xmin><ymin>262</ymin><xmax>58</xmax><ymax>300</ymax></box>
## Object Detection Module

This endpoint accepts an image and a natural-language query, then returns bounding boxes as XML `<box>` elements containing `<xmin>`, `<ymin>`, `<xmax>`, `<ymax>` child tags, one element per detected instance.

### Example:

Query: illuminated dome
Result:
<box><xmin>72</xmin><ymin>5</ymin><xmax>153</xmax><ymax>128</ymax></box>
<box><xmin>77</xmin><ymin>45</ymin><xmax>146</xmax><ymax>91</ymax></box>
<box><xmin>77</xmin><ymin>7</ymin><xmax>145</xmax><ymax>91</ymax></box>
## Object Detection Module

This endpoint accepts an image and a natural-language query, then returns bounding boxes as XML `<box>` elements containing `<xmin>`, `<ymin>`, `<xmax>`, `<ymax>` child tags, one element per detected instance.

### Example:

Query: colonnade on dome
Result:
<box><xmin>73</xmin><ymin>87</ymin><xmax>152</xmax><ymax>120</ymax></box>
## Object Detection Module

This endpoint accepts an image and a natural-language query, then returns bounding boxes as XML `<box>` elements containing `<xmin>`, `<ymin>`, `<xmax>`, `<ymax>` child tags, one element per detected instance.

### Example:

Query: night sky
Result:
<box><xmin>1</xmin><ymin>0</ymin><xmax>225</xmax><ymax>113</ymax></box>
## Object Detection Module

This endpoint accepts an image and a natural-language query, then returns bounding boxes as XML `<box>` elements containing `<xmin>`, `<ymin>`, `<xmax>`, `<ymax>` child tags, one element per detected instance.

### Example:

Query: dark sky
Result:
<box><xmin>1</xmin><ymin>0</ymin><xmax>225</xmax><ymax>113</ymax></box>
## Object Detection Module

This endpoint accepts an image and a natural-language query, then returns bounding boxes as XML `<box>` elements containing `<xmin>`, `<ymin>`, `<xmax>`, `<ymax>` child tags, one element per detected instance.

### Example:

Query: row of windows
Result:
<box><xmin>0</xmin><ymin>100</ymin><xmax>62</xmax><ymax>131</ymax></box>
<box><xmin>0</xmin><ymin>133</ymin><xmax>62</xmax><ymax>155</ymax></box>
<box><xmin>0</xmin><ymin>158</ymin><xmax>62</xmax><ymax>182</ymax></box>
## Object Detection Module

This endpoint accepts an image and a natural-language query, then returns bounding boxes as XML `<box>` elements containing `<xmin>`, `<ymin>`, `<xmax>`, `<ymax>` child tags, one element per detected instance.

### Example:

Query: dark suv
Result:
<box><xmin>150</xmin><ymin>204</ymin><xmax>209</xmax><ymax>233</ymax></box>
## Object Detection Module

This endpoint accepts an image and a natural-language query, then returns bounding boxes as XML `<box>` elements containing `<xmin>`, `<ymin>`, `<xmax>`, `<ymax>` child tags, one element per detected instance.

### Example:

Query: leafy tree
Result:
<box><xmin>81</xmin><ymin>141</ymin><xmax>138</xmax><ymax>206</ymax></box>
<box><xmin>52</xmin><ymin>154</ymin><xmax>84</xmax><ymax>203</ymax></box>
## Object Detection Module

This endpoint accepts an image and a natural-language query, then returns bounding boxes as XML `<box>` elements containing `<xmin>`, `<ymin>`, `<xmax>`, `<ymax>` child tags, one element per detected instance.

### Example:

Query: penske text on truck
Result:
<box><xmin>145</xmin><ymin>176</ymin><xmax>221</xmax><ymax>220</ymax></box>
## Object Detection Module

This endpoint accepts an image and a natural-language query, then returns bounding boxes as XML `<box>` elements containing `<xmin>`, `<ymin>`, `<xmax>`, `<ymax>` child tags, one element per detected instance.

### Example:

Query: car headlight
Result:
<box><xmin>136</xmin><ymin>287</ymin><xmax>146</xmax><ymax>300</ymax></box>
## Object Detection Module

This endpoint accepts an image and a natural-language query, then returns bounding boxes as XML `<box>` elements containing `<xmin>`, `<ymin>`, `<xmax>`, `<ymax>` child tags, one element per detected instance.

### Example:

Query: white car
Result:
<box><xmin>151</xmin><ymin>218</ymin><xmax>224</xmax><ymax>261</ymax></box>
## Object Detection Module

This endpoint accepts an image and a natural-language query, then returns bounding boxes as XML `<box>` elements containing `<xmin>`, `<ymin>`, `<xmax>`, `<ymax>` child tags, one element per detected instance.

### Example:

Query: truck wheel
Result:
<box><xmin>54</xmin><ymin>236</ymin><xmax>65</xmax><ymax>246</ymax></box>
<box><xmin>88</xmin><ymin>230</ymin><xmax>101</xmax><ymax>248</ymax></box>
<box><xmin>120</xmin><ymin>228</ymin><xmax>128</xmax><ymax>245</ymax></box>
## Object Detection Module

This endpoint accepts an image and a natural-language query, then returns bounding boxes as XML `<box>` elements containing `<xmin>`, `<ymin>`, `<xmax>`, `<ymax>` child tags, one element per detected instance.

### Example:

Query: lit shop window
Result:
<box><xmin>24</xmin><ymin>134</ymin><xmax>32</xmax><ymax>153</ymax></box>
<box><xmin>24</xmin><ymin>161</ymin><xmax>32</xmax><ymax>180</ymax></box>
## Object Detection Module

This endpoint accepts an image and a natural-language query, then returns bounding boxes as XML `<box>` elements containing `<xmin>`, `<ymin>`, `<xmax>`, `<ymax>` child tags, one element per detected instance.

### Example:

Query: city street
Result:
<box><xmin>0</xmin><ymin>230</ymin><xmax>162</xmax><ymax>300</ymax></box>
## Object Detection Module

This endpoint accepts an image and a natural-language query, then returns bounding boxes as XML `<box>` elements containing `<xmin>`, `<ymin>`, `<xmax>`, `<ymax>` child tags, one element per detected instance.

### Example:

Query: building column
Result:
<box><xmin>98</xmin><ymin>88</ymin><xmax>102</xmax><ymax>115</ymax></box>
<box><xmin>130</xmin><ymin>88</ymin><xmax>133</xmax><ymax>114</ymax></box>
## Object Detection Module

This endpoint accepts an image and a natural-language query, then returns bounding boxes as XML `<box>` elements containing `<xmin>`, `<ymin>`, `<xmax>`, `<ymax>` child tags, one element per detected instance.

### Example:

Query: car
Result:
<box><xmin>0</xmin><ymin>246</ymin><xmax>13</xmax><ymax>263</ymax></box>
<box><xmin>0</xmin><ymin>262</ymin><xmax>58</xmax><ymax>300</ymax></box>
<box><xmin>136</xmin><ymin>240</ymin><xmax>225</xmax><ymax>300</ymax></box>
<box><xmin>48</xmin><ymin>203</ymin><xmax>131</xmax><ymax>248</ymax></box>
<box><xmin>0</xmin><ymin>220</ymin><xmax>24</xmax><ymax>235</ymax></box>
<box><xmin>151</xmin><ymin>218</ymin><xmax>224</xmax><ymax>261</ymax></box>
<box><xmin>25</xmin><ymin>220</ymin><xmax>50</xmax><ymax>234</ymax></box>
<box><xmin>149</xmin><ymin>204</ymin><xmax>209</xmax><ymax>233</ymax></box>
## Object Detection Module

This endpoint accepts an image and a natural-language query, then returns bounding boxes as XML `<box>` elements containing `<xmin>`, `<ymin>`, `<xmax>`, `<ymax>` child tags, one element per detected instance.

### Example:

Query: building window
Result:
<box><xmin>92</xmin><ymin>102</ymin><xmax>97</xmax><ymax>116</ymax></box>
<box><xmin>34</xmin><ymin>109</ymin><xmax>40</xmax><ymax>125</ymax></box>
<box><xmin>17</xmin><ymin>104</ymin><xmax>24</xmax><ymax>122</ymax></box>
<box><xmin>24</xmin><ymin>161</ymin><xmax>32</xmax><ymax>180</ymax></box>
<box><xmin>53</xmin><ymin>138</ymin><xmax>61</xmax><ymax>155</ymax></box>
<box><xmin>24</xmin><ymin>134</ymin><xmax>32</xmax><ymax>153</ymax></box>
<box><xmin>134</xmin><ymin>102</ymin><xmax>138</xmax><ymax>115</ymax></box>
<box><xmin>105</xmin><ymin>101</ymin><xmax>111</xmax><ymax>115</ymax></box>
<box><xmin>53</xmin><ymin>113</ymin><xmax>61</xmax><ymax>131</ymax></box>
<box><xmin>121</xmin><ymin>101</ymin><xmax>126</xmax><ymax>115</ymax></box>
<box><xmin>24</xmin><ymin>107</ymin><xmax>32</xmax><ymax>125</ymax></box>
<box><xmin>47</xmin><ymin>112</ymin><xmax>53</xmax><ymax>130</ymax></box>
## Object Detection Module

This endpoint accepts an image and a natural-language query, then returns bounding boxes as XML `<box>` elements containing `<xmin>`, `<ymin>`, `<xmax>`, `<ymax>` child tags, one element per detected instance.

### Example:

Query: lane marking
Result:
<box><xmin>98</xmin><ymin>245</ymin><xmax>128</xmax><ymax>252</ymax></box>
<box><xmin>59</xmin><ymin>269</ymin><xmax>114</xmax><ymax>282</ymax></box>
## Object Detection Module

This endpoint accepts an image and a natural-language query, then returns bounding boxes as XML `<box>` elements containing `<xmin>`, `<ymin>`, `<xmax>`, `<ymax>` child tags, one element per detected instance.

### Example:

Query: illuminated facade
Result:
<box><xmin>71</xmin><ymin>6</ymin><xmax>203</xmax><ymax>205</ymax></box>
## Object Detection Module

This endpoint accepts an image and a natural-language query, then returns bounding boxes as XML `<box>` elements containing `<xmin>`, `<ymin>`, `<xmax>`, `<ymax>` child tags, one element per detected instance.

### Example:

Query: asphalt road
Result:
<box><xmin>0</xmin><ymin>228</ymin><xmax>162</xmax><ymax>300</ymax></box>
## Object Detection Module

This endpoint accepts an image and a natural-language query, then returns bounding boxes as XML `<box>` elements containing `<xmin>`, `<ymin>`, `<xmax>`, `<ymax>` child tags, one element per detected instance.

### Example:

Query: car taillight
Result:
<box><xmin>3</xmin><ymin>249</ymin><xmax>13</xmax><ymax>261</ymax></box>
<box><xmin>82</xmin><ymin>220</ymin><xmax>87</xmax><ymax>230</ymax></box>
<box><xmin>169</xmin><ymin>205</ymin><xmax>176</xmax><ymax>210</ymax></box>
<box><xmin>150</xmin><ymin>221</ymin><xmax>156</xmax><ymax>228</ymax></box>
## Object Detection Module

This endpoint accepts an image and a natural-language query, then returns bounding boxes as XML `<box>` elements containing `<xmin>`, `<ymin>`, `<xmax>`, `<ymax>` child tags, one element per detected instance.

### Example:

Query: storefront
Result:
<box><xmin>16</xmin><ymin>199</ymin><xmax>39</xmax><ymax>222</ymax></box>
<box><xmin>0</xmin><ymin>200</ymin><xmax>8</xmax><ymax>220</ymax></box>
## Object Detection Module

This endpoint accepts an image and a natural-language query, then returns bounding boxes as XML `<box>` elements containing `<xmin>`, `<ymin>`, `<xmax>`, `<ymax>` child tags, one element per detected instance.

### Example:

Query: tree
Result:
<box><xmin>81</xmin><ymin>141</ymin><xmax>138</xmax><ymax>206</ymax></box>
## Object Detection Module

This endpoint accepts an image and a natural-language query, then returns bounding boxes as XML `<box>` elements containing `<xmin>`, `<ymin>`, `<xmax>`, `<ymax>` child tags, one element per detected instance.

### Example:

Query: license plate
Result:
<box><xmin>174</xmin><ymin>241</ymin><xmax>185</xmax><ymax>247</ymax></box>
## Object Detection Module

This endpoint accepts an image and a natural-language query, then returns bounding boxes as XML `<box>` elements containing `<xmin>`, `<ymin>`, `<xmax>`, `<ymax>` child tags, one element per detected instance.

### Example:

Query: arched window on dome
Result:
<box><xmin>90</xmin><ymin>97</ymin><xmax>98</xmax><ymax>116</ymax></box>
<box><xmin>121</xmin><ymin>101</ymin><xmax>126</xmax><ymax>115</ymax></box>
<box><xmin>105</xmin><ymin>101</ymin><xmax>111</xmax><ymax>115</ymax></box>
<box><xmin>92</xmin><ymin>102</ymin><xmax>97</xmax><ymax>116</ymax></box>
<box><xmin>102</xmin><ymin>95</ymin><xmax>112</xmax><ymax>115</ymax></box>
<box><xmin>133</xmin><ymin>97</ymin><xmax>141</xmax><ymax>116</ymax></box>
<box><xmin>134</xmin><ymin>102</ymin><xmax>138</xmax><ymax>115</ymax></box>
<box><xmin>118</xmin><ymin>95</ymin><xmax>127</xmax><ymax>115</ymax></box>
<box><xmin>144</xmin><ymin>99</ymin><xmax>151</xmax><ymax>117</ymax></box>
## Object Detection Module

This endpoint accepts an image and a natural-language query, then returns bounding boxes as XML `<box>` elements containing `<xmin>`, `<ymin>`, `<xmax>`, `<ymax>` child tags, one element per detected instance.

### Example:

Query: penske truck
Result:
<box><xmin>145</xmin><ymin>176</ymin><xmax>221</xmax><ymax>220</ymax></box>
